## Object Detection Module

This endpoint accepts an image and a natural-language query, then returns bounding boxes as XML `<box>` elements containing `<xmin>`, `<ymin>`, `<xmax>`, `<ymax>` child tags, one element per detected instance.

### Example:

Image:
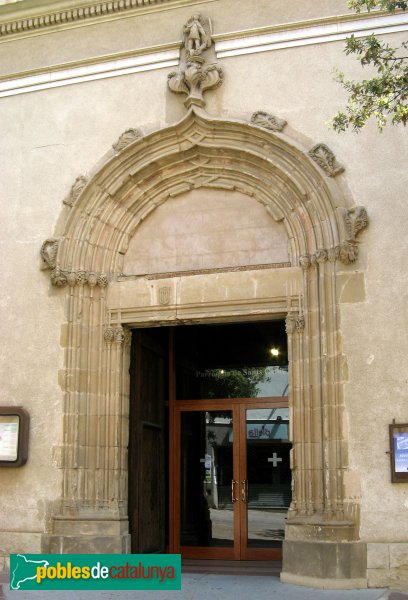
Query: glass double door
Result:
<box><xmin>173</xmin><ymin>399</ymin><xmax>291</xmax><ymax>560</ymax></box>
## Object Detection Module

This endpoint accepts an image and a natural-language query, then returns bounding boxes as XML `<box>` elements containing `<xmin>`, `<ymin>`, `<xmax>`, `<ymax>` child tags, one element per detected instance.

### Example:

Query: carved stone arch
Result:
<box><xmin>42</xmin><ymin>107</ymin><xmax>368</xmax><ymax>586</ymax></box>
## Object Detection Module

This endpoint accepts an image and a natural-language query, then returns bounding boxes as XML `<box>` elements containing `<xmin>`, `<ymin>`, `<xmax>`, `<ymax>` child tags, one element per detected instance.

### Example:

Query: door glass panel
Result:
<box><xmin>175</xmin><ymin>322</ymin><xmax>288</xmax><ymax>400</ymax></box>
<box><xmin>246</xmin><ymin>409</ymin><xmax>291</xmax><ymax>548</ymax></box>
<box><xmin>180</xmin><ymin>410</ymin><xmax>234</xmax><ymax>547</ymax></box>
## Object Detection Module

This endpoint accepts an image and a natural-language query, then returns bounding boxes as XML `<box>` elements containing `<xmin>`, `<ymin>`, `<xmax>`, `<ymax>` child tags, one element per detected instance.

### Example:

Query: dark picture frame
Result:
<box><xmin>389</xmin><ymin>423</ymin><xmax>408</xmax><ymax>483</ymax></box>
<box><xmin>0</xmin><ymin>407</ymin><xmax>29</xmax><ymax>467</ymax></box>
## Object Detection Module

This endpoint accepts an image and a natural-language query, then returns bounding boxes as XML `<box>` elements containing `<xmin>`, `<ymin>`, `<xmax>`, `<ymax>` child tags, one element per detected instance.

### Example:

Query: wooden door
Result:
<box><xmin>129</xmin><ymin>329</ymin><xmax>167</xmax><ymax>553</ymax></box>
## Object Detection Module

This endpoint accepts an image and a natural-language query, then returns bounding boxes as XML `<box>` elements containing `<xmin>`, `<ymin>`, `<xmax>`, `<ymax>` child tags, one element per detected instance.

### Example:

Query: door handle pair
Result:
<box><xmin>231</xmin><ymin>480</ymin><xmax>248</xmax><ymax>503</ymax></box>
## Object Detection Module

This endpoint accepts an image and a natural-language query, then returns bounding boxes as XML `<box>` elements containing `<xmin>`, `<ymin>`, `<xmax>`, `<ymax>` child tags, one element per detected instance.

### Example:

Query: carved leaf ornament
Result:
<box><xmin>251</xmin><ymin>111</ymin><xmax>287</xmax><ymax>132</ymax></box>
<box><xmin>308</xmin><ymin>143</ymin><xmax>344</xmax><ymax>177</ymax></box>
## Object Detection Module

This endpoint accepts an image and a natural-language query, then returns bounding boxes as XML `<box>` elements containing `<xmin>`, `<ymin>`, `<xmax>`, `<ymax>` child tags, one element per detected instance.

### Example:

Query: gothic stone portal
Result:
<box><xmin>41</xmin><ymin>109</ymin><xmax>368</xmax><ymax>587</ymax></box>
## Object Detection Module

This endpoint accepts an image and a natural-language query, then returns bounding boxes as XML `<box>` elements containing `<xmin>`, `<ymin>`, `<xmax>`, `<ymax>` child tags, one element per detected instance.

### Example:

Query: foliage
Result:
<box><xmin>331</xmin><ymin>0</ymin><xmax>408</xmax><ymax>132</ymax></box>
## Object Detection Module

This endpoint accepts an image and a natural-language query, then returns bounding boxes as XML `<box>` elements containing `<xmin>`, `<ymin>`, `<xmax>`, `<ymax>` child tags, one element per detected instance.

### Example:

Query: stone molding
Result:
<box><xmin>0</xmin><ymin>0</ymin><xmax>175</xmax><ymax>39</ymax></box>
<box><xmin>168</xmin><ymin>14</ymin><xmax>223</xmax><ymax>108</ymax></box>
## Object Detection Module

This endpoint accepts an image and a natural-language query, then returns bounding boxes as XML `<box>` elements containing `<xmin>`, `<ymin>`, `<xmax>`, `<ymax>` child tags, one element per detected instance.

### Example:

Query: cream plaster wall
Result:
<box><xmin>0</xmin><ymin>0</ymin><xmax>407</xmax><ymax>576</ymax></box>
<box><xmin>123</xmin><ymin>189</ymin><xmax>289</xmax><ymax>275</ymax></box>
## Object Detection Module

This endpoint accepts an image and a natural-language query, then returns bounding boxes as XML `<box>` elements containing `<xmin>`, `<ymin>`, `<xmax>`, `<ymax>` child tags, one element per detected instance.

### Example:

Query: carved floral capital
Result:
<box><xmin>285</xmin><ymin>314</ymin><xmax>305</xmax><ymax>335</ymax></box>
<box><xmin>104</xmin><ymin>326</ymin><xmax>125</xmax><ymax>345</ymax></box>
<box><xmin>49</xmin><ymin>269</ymin><xmax>109</xmax><ymax>288</ymax></box>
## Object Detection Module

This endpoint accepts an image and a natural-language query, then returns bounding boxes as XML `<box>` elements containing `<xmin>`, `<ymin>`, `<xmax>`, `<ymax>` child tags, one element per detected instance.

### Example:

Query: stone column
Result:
<box><xmin>42</xmin><ymin>274</ymin><xmax>131</xmax><ymax>553</ymax></box>
<box><xmin>281</xmin><ymin>254</ymin><xmax>366</xmax><ymax>588</ymax></box>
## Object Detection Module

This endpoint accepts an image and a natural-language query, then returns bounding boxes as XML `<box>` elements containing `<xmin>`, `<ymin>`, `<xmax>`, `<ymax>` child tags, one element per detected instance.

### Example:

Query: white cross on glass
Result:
<box><xmin>268</xmin><ymin>452</ymin><xmax>282</xmax><ymax>467</ymax></box>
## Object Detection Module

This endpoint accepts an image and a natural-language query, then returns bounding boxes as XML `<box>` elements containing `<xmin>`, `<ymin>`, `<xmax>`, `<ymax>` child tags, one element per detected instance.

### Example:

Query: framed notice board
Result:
<box><xmin>390</xmin><ymin>423</ymin><xmax>408</xmax><ymax>483</ymax></box>
<box><xmin>0</xmin><ymin>407</ymin><xmax>29</xmax><ymax>467</ymax></box>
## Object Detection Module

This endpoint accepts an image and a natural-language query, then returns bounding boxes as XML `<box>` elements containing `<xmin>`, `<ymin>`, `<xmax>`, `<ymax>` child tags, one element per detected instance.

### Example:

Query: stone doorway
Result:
<box><xmin>41</xmin><ymin>108</ymin><xmax>368</xmax><ymax>587</ymax></box>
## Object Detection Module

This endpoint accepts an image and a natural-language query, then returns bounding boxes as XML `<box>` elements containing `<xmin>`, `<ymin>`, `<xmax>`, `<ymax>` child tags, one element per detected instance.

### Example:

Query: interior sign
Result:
<box><xmin>389</xmin><ymin>423</ymin><xmax>408</xmax><ymax>483</ymax></box>
<box><xmin>0</xmin><ymin>407</ymin><xmax>29</xmax><ymax>467</ymax></box>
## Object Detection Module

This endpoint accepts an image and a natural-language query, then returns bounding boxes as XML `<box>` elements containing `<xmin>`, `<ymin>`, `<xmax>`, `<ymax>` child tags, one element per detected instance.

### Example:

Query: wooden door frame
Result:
<box><xmin>170</xmin><ymin>397</ymin><xmax>289</xmax><ymax>561</ymax></box>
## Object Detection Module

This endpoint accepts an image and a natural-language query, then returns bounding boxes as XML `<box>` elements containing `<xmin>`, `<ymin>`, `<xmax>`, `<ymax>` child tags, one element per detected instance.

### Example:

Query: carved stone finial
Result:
<box><xmin>168</xmin><ymin>14</ymin><xmax>223</xmax><ymax>109</ymax></box>
<box><xmin>344</xmin><ymin>206</ymin><xmax>369</xmax><ymax>242</ymax></box>
<box><xmin>250</xmin><ymin>111</ymin><xmax>287</xmax><ymax>132</ymax></box>
<box><xmin>308</xmin><ymin>144</ymin><xmax>344</xmax><ymax>177</ymax></box>
<box><xmin>112</xmin><ymin>128</ymin><xmax>142</xmax><ymax>152</ymax></box>
<box><xmin>64</xmin><ymin>175</ymin><xmax>88</xmax><ymax>207</ymax></box>
<box><xmin>41</xmin><ymin>238</ymin><xmax>59</xmax><ymax>270</ymax></box>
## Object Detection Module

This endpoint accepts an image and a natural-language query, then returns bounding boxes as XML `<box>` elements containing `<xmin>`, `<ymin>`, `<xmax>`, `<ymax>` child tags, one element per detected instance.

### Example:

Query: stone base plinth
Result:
<box><xmin>281</xmin><ymin>540</ymin><xmax>367</xmax><ymax>588</ymax></box>
<box><xmin>42</xmin><ymin>518</ymin><xmax>131</xmax><ymax>554</ymax></box>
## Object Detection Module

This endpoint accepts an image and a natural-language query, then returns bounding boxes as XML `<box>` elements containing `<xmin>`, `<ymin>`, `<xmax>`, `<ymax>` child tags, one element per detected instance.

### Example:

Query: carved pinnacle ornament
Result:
<box><xmin>168</xmin><ymin>14</ymin><xmax>223</xmax><ymax>109</ymax></box>
<box><xmin>308</xmin><ymin>143</ymin><xmax>344</xmax><ymax>177</ymax></box>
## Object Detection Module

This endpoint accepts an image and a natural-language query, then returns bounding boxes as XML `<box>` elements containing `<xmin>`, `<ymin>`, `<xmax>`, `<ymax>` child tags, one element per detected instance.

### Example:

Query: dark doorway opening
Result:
<box><xmin>128</xmin><ymin>320</ymin><xmax>290</xmax><ymax>558</ymax></box>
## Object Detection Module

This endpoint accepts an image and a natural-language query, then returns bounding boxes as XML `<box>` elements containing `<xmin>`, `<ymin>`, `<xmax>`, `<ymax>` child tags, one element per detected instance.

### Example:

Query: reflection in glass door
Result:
<box><xmin>175</xmin><ymin>401</ymin><xmax>291</xmax><ymax>560</ymax></box>
<box><xmin>243</xmin><ymin>407</ymin><xmax>291</xmax><ymax>557</ymax></box>
<box><xmin>180</xmin><ymin>410</ymin><xmax>235</xmax><ymax>550</ymax></box>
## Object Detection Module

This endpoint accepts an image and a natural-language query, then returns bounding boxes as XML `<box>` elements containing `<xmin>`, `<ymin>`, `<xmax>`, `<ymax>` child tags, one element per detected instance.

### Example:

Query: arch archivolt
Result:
<box><xmin>40</xmin><ymin>107</ymin><xmax>368</xmax><ymax>553</ymax></box>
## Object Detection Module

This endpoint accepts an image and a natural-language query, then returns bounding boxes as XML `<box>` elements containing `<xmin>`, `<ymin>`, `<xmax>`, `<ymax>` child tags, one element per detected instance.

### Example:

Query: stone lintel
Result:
<box><xmin>282</xmin><ymin>540</ymin><xmax>367</xmax><ymax>583</ymax></box>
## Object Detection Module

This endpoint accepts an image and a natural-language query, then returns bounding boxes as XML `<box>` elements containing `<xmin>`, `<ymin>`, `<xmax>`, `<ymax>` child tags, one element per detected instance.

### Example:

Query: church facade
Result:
<box><xmin>0</xmin><ymin>0</ymin><xmax>407</xmax><ymax>590</ymax></box>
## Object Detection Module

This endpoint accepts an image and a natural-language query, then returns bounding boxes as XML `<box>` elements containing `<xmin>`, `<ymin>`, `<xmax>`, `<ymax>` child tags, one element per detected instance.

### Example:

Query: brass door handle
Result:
<box><xmin>241</xmin><ymin>479</ymin><xmax>248</xmax><ymax>503</ymax></box>
<box><xmin>231</xmin><ymin>480</ymin><xmax>238</xmax><ymax>503</ymax></box>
